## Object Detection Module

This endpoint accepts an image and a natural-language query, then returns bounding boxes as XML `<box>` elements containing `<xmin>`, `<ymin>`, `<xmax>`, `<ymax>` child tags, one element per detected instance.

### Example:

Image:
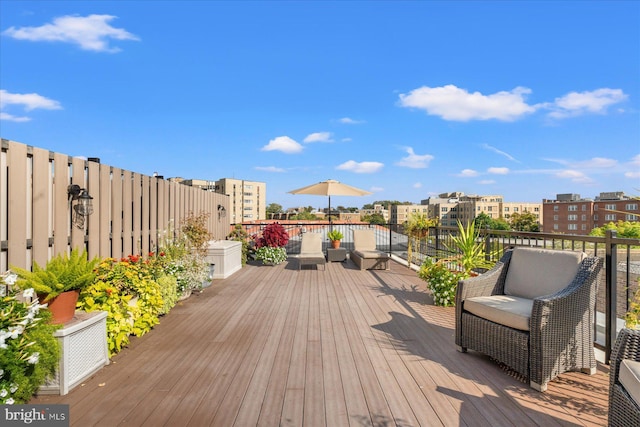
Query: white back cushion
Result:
<box><xmin>504</xmin><ymin>247</ymin><xmax>585</xmax><ymax>299</ymax></box>
<box><xmin>300</xmin><ymin>233</ymin><xmax>322</xmax><ymax>253</ymax></box>
<box><xmin>353</xmin><ymin>229</ymin><xmax>376</xmax><ymax>251</ymax></box>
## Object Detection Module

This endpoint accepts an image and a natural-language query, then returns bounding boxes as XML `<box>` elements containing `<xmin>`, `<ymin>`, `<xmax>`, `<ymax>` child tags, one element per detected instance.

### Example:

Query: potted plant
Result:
<box><xmin>404</xmin><ymin>212</ymin><xmax>437</xmax><ymax>267</ymax></box>
<box><xmin>254</xmin><ymin>223</ymin><xmax>289</xmax><ymax>265</ymax></box>
<box><xmin>13</xmin><ymin>248</ymin><xmax>100</xmax><ymax>324</ymax></box>
<box><xmin>327</xmin><ymin>229</ymin><xmax>344</xmax><ymax>249</ymax></box>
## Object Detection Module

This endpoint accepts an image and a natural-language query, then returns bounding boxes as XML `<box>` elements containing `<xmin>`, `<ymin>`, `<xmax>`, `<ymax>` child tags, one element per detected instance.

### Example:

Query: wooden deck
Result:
<box><xmin>32</xmin><ymin>258</ymin><xmax>610</xmax><ymax>426</ymax></box>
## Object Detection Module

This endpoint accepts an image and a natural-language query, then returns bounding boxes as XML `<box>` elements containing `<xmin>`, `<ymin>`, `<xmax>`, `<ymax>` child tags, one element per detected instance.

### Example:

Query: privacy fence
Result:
<box><xmin>1</xmin><ymin>139</ymin><xmax>230</xmax><ymax>272</ymax></box>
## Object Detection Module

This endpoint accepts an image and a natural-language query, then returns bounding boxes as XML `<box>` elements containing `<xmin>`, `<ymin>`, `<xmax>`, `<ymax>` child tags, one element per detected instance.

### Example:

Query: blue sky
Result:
<box><xmin>1</xmin><ymin>1</ymin><xmax>639</xmax><ymax>211</ymax></box>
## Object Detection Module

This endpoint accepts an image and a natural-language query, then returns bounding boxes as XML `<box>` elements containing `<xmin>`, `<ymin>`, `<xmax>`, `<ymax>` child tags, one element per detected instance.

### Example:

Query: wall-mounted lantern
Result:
<box><xmin>217</xmin><ymin>204</ymin><xmax>226</xmax><ymax>221</ymax></box>
<box><xmin>68</xmin><ymin>184</ymin><xmax>94</xmax><ymax>229</ymax></box>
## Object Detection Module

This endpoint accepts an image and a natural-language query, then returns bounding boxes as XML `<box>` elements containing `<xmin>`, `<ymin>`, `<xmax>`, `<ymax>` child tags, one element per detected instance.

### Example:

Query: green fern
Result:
<box><xmin>13</xmin><ymin>248</ymin><xmax>100</xmax><ymax>301</ymax></box>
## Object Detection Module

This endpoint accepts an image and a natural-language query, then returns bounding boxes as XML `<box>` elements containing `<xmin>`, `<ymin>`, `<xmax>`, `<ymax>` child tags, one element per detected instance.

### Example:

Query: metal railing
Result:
<box><xmin>243</xmin><ymin>221</ymin><xmax>640</xmax><ymax>362</ymax></box>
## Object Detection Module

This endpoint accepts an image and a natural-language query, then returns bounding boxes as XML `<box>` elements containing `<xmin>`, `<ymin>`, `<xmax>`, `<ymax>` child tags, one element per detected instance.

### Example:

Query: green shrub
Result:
<box><xmin>12</xmin><ymin>248</ymin><xmax>99</xmax><ymax>301</ymax></box>
<box><xmin>0</xmin><ymin>274</ymin><xmax>60</xmax><ymax>404</ymax></box>
<box><xmin>157</xmin><ymin>275</ymin><xmax>178</xmax><ymax>315</ymax></box>
<box><xmin>418</xmin><ymin>258</ymin><xmax>466</xmax><ymax>307</ymax></box>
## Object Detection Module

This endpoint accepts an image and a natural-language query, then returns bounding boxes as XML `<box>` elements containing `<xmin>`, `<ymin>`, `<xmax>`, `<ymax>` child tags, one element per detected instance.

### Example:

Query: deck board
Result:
<box><xmin>31</xmin><ymin>258</ymin><xmax>609</xmax><ymax>426</ymax></box>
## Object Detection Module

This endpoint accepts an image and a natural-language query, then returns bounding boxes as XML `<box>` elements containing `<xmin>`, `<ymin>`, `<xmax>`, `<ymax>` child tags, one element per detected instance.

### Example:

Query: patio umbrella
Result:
<box><xmin>288</xmin><ymin>179</ymin><xmax>372</xmax><ymax>226</ymax></box>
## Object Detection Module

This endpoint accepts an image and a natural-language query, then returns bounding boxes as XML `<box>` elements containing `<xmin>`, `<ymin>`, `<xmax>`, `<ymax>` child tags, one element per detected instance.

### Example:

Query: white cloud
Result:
<box><xmin>336</xmin><ymin>160</ymin><xmax>384</xmax><ymax>174</ymax></box>
<box><xmin>255</xmin><ymin>166</ymin><xmax>285</xmax><ymax>172</ymax></box>
<box><xmin>548</xmin><ymin>88</ymin><xmax>628</xmax><ymax>119</ymax></box>
<box><xmin>625</xmin><ymin>171</ymin><xmax>640</xmax><ymax>179</ymax></box>
<box><xmin>413</xmin><ymin>182</ymin><xmax>422</xmax><ymax>189</ymax></box>
<box><xmin>370</xmin><ymin>186</ymin><xmax>384</xmax><ymax>192</ymax></box>
<box><xmin>481</xmin><ymin>143</ymin><xmax>519</xmax><ymax>162</ymax></box>
<box><xmin>0</xmin><ymin>90</ymin><xmax>62</xmax><ymax>110</ymax></box>
<box><xmin>0</xmin><ymin>90</ymin><xmax>62</xmax><ymax>122</ymax></box>
<box><xmin>2</xmin><ymin>14</ymin><xmax>139</xmax><ymax>53</ymax></box>
<box><xmin>487</xmin><ymin>167</ymin><xmax>509</xmax><ymax>175</ymax></box>
<box><xmin>478</xmin><ymin>180</ymin><xmax>496</xmax><ymax>185</ymax></box>
<box><xmin>630</xmin><ymin>154</ymin><xmax>640</xmax><ymax>166</ymax></box>
<box><xmin>0</xmin><ymin>112</ymin><xmax>31</xmax><ymax>122</ymax></box>
<box><xmin>395</xmin><ymin>147</ymin><xmax>434</xmax><ymax>169</ymax></box>
<box><xmin>341</xmin><ymin>137</ymin><xmax>352</xmax><ymax>142</ymax></box>
<box><xmin>398</xmin><ymin>84</ymin><xmax>537</xmax><ymax>121</ymax></box>
<box><xmin>556</xmin><ymin>169</ymin><xmax>593</xmax><ymax>183</ymax></box>
<box><xmin>261</xmin><ymin>136</ymin><xmax>303</xmax><ymax>153</ymax></box>
<box><xmin>573</xmin><ymin>157</ymin><xmax>618</xmax><ymax>169</ymax></box>
<box><xmin>458</xmin><ymin>169</ymin><xmax>479</xmax><ymax>177</ymax></box>
<box><xmin>338</xmin><ymin>117</ymin><xmax>365</xmax><ymax>124</ymax></box>
<box><xmin>303</xmin><ymin>132</ymin><xmax>333</xmax><ymax>143</ymax></box>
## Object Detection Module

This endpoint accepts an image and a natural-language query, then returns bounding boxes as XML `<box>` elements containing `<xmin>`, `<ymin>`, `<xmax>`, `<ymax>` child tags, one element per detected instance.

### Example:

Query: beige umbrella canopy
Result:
<box><xmin>288</xmin><ymin>179</ymin><xmax>372</xmax><ymax>223</ymax></box>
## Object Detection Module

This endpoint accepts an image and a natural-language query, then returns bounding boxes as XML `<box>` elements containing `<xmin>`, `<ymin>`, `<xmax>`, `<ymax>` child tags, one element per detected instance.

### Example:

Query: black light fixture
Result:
<box><xmin>68</xmin><ymin>184</ymin><xmax>94</xmax><ymax>229</ymax></box>
<box><xmin>217</xmin><ymin>204</ymin><xmax>226</xmax><ymax>220</ymax></box>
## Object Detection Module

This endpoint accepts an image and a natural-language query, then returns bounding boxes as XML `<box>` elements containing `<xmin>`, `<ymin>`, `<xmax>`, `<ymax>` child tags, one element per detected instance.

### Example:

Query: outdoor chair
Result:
<box><xmin>350</xmin><ymin>229</ymin><xmax>390</xmax><ymax>270</ymax></box>
<box><xmin>609</xmin><ymin>328</ymin><xmax>640</xmax><ymax>426</ymax></box>
<box><xmin>455</xmin><ymin>246</ymin><xmax>602</xmax><ymax>392</ymax></box>
<box><xmin>294</xmin><ymin>232</ymin><xmax>326</xmax><ymax>270</ymax></box>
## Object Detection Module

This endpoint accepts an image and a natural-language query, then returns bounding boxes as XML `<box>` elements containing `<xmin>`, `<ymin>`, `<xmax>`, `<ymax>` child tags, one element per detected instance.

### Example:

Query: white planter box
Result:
<box><xmin>205</xmin><ymin>240</ymin><xmax>242</xmax><ymax>279</ymax></box>
<box><xmin>38</xmin><ymin>311</ymin><xmax>109</xmax><ymax>395</ymax></box>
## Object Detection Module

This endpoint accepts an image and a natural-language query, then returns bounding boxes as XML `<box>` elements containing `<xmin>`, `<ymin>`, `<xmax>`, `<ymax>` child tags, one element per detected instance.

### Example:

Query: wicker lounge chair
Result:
<box><xmin>350</xmin><ymin>229</ymin><xmax>390</xmax><ymax>270</ymax></box>
<box><xmin>609</xmin><ymin>328</ymin><xmax>640</xmax><ymax>426</ymax></box>
<box><xmin>455</xmin><ymin>247</ymin><xmax>602</xmax><ymax>391</ymax></box>
<box><xmin>295</xmin><ymin>232</ymin><xmax>326</xmax><ymax>270</ymax></box>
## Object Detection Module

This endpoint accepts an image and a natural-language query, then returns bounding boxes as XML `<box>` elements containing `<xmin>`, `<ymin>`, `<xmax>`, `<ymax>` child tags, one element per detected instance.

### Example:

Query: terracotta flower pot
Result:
<box><xmin>39</xmin><ymin>290</ymin><xmax>80</xmax><ymax>324</ymax></box>
<box><xmin>331</xmin><ymin>240</ymin><xmax>341</xmax><ymax>249</ymax></box>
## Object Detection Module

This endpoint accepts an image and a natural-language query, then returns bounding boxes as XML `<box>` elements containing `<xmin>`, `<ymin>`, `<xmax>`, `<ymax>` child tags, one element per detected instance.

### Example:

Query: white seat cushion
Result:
<box><xmin>353</xmin><ymin>229</ymin><xmax>377</xmax><ymax>251</ymax></box>
<box><xmin>504</xmin><ymin>247</ymin><xmax>585</xmax><ymax>299</ymax></box>
<box><xmin>464</xmin><ymin>295</ymin><xmax>533</xmax><ymax>331</ymax></box>
<box><xmin>353</xmin><ymin>250</ymin><xmax>389</xmax><ymax>259</ymax></box>
<box><xmin>620</xmin><ymin>359</ymin><xmax>640</xmax><ymax>407</ymax></box>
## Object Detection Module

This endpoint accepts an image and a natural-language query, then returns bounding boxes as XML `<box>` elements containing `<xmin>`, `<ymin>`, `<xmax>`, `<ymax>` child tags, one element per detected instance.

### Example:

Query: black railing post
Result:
<box><xmin>605</xmin><ymin>229</ymin><xmax>618</xmax><ymax>364</ymax></box>
<box><xmin>484</xmin><ymin>226</ymin><xmax>491</xmax><ymax>262</ymax></box>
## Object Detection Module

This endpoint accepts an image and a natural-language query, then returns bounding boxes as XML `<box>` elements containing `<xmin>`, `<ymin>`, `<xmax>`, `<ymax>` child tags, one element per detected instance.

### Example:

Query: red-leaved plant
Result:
<box><xmin>254</xmin><ymin>223</ymin><xmax>289</xmax><ymax>248</ymax></box>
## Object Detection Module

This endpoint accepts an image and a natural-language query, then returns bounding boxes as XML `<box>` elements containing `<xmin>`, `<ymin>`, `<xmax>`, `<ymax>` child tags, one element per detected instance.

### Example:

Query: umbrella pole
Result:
<box><xmin>328</xmin><ymin>195</ymin><xmax>332</xmax><ymax>232</ymax></box>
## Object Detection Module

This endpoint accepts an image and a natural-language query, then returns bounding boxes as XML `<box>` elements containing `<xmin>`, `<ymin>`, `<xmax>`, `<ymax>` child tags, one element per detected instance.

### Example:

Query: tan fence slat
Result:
<box><xmin>70</xmin><ymin>156</ymin><xmax>86</xmax><ymax>251</ymax></box>
<box><xmin>111</xmin><ymin>167</ymin><xmax>123</xmax><ymax>259</ymax></box>
<box><xmin>7</xmin><ymin>141</ymin><xmax>28</xmax><ymax>269</ymax></box>
<box><xmin>31</xmin><ymin>147</ymin><xmax>50</xmax><ymax>267</ymax></box>
<box><xmin>141</xmin><ymin>175</ymin><xmax>150</xmax><ymax>255</ymax></box>
<box><xmin>98</xmin><ymin>164</ymin><xmax>111</xmax><ymax>258</ymax></box>
<box><xmin>52</xmin><ymin>152</ymin><xmax>69</xmax><ymax>257</ymax></box>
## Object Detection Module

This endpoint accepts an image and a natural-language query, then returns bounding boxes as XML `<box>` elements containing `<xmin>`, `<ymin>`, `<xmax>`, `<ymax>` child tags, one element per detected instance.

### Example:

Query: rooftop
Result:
<box><xmin>31</xmin><ymin>259</ymin><xmax>609</xmax><ymax>426</ymax></box>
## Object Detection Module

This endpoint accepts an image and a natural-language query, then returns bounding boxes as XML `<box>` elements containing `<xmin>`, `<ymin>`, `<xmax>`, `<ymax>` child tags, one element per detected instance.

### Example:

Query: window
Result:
<box><xmin>582</xmin><ymin>224</ymin><xmax>587</xmax><ymax>230</ymax></box>
<box><xmin>626</xmin><ymin>203</ymin><xmax>638</xmax><ymax>210</ymax></box>
<box><xmin>514</xmin><ymin>207</ymin><xmax>519</xmax><ymax>212</ymax></box>
<box><xmin>534</xmin><ymin>207</ymin><xmax>539</xmax><ymax>212</ymax></box>
<box><xmin>488</xmin><ymin>206</ymin><xmax>493</xmax><ymax>212</ymax></box>
<box><xmin>568</xmin><ymin>205</ymin><xmax>578</xmax><ymax>211</ymax></box>
<box><xmin>441</xmin><ymin>207</ymin><xmax>448</xmax><ymax>212</ymax></box>
<box><xmin>581</xmin><ymin>214</ymin><xmax>587</xmax><ymax>221</ymax></box>
<box><xmin>605</xmin><ymin>204</ymin><xmax>616</xmax><ymax>211</ymax></box>
<box><xmin>626</xmin><ymin>214</ymin><xmax>638</xmax><ymax>221</ymax></box>
<box><xmin>594</xmin><ymin>205</ymin><xmax>599</xmax><ymax>211</ymax></box>
<box><xmin>568</xmin><ymin>214</ymin><xmax>577</xmax><ymax>221</ymax></box>
<box><xmin>605</xmin><ymin>214</ymin><xmax>616</xmax><ymax>221</ymax></box>
<box><xmin>568</xmin><ymin>224</ymin><xmax>577</xmax><ymax>231</ymax></box>
<box><xmin>554</xmin><ymin>205</ymin><xmax>559</xmax><ymax>211</ymax></box>
<box><xmin>504</xmin><ymin>207</ymin><xmax>509</xmax><ymax>212</ymax></box>
<box><xmin>554</xmin><ymin>224</ymin><xmax>559</xmax><ymax>230</ymax></box>
<box><xmin>553</xmin><ymin>215</ymin><xmax>558</xmax><ymax>220</ymax></box>
<box><xmin>582</xmin><ymin>205</ymin><xmax>587</xmax><ymax>211</ymax></box>
<box><xmin>594</xmin><ymin>214</ymin><xmax>599</xmax><ymax>221</ymax></box>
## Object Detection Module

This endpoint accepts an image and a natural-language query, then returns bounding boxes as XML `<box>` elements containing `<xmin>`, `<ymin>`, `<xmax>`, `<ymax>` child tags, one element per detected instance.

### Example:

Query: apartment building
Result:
<box><xmin>390</xmin><ymin>204</ymin><xmax>430</xmax><ymax>225</ymax></box>
<box><xmin>214</xmin><ymin>178</ymin><xmax>266</xmax><ymax>223</ymax></box>
<box><xmin>360</xmin><ymin>204</ymin><xmax>390</xmax><ymax>222</ymax></box>
<box><xmin>421</xmin><ymin>192</ymin><xmax>542</xmax><ymax>227</ymax></box>
<box><xmin>542</xmin><ymin>192</ymin><xmax>638</xmax><ymax>235</ymax></box>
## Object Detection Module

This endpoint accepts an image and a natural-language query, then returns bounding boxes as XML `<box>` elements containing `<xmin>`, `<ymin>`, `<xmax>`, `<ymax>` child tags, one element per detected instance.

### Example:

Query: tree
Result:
<box><xmin>589</xmin><ymin>221</ymin><xmax>640</xmax><ymax>238</ymax></box>
<box><xmin>362</xmin><ymin>213</ymin><xmax>386</xmax><ymax>225</ymax></box>
<box><xmin>266</xmin><ymin>203</ymin><xmax>283</xmax><ymax>217</ymax></box>
<box><xmin>509</xmin><ymin>211</ymin><xmax>540</xmax><ymax>232</ymax></box>
<box><xmin>474</xmin><ymin>213</ymin><xmax>510</xmax><ymax>231</ymax></box>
